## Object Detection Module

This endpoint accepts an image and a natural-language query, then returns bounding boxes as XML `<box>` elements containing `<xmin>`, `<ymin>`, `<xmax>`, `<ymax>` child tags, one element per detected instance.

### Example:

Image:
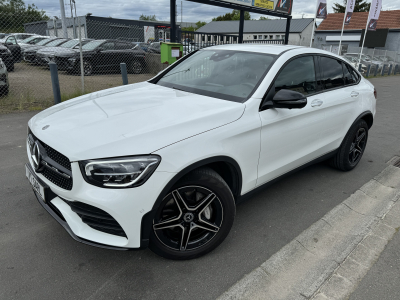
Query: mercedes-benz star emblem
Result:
<box><xmin>31</xmin><ymin>141</ymin><xmax>42</xmax><ymax>172</ymax></box>
<box><xmin>183</xmin><ymin>213</ymin><xmax>194</xmax><ymax>223</ymax></box>
<box><xmin>42</xmin><ymin>125</ymin><xmax>50</xmax><ymax>130</ymax></box>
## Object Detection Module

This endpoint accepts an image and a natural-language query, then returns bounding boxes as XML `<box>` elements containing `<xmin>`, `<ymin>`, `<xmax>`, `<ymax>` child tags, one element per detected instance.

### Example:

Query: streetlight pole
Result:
<box><xmin>72</xmin><ymin>0</ymin><xmax>85</xmax><ymax>93</ymax></box>
<box><xmin>59</xmin><ymin>0</ymin><xmax>68</xmax><ymax>38</ymax></box>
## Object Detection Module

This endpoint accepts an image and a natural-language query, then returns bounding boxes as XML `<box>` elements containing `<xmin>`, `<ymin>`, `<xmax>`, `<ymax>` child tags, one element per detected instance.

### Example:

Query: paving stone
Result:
<box><xmin>319</xmin><ymin>274</ymin><xmax>353</xmax><ymax>300</ymax></box>
<box><xmin>336</xmin><ymin>257</ymin><xmax>369</xmax><ymax>284</ymax></box>
<box><xmin>374</xmin><ymin>165</ymin><xmax>400</xmax><ymax>189</ymax></box>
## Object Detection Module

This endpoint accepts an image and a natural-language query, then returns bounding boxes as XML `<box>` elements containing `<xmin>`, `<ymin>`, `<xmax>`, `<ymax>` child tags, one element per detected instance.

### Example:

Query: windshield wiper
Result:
<box><xmin>161</xmin><ymin>68</ymin><xmax>190</xmax><ymax>79</ymax></box>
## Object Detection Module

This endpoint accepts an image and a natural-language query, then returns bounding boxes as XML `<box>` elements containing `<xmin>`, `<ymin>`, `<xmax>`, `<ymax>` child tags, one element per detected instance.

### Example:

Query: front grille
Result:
<box><xmin>41</xmin><ymin>141</ymin><xmax>72</xmax><ymax>171</ymax></box>
<box><xmin>29</xmin><ymin>129</ymin><xmax>73</xmax><ymax>190</ymax></box>
<box><xmin>64</xmin><ymin>200</ymin><xmax>127</xmax><ymax>238</ymax></box>
<box><xmin>42</xmin><ymin>167</ymin><xmax>73</xmax><ymax>190</ymax></box>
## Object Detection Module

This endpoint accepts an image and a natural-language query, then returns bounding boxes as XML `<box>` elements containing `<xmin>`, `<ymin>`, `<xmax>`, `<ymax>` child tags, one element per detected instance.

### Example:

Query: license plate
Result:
<box><xmin>26</xmin><ymin>165</ymin><xmax>45</xmax><ymax>202</ymax></box>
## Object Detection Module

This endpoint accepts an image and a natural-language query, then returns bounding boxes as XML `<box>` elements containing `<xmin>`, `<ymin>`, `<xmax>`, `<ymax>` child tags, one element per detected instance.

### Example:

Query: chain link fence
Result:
<box><xmin>1</xmin><ymin>9</ymin><xmax>399</xmax><ymax>113</ymax></box>
<box><xmin>0</xmin><ymin>13</ymin><xmax>171</xmax><ymax>112</ymax></box>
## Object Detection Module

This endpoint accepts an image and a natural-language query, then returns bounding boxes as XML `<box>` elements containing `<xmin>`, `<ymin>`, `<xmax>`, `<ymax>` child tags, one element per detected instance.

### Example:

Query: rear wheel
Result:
<box><xmin>149</xmin><ymin>167</ymin><xmax>235</xmax><ymax>260</ymax></box>
<box><xmin>330</xmin><ymin>119</ymin><xmax>368</xmax><ymax>171</ymax></box>
<box><xmin>83</xmin><ymin>60</ymin><xmax>93</xmax><ymax>76</ymax></box>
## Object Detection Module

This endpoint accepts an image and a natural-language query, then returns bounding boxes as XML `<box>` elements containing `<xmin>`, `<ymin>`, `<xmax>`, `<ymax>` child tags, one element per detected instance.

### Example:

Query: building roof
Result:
<box><xmin>317</xmin><ymin>10</ymin><xmax>400</xmax><ymax>31</ymax></box>
<box><xmin>197</xmin><ymin>18</ymin><xmax>314</xmax><ymax>34</ymax></box>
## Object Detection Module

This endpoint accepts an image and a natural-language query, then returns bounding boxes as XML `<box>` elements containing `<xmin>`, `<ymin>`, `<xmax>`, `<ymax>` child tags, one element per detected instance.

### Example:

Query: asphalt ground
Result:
<box><xmin>0</xmin><ymin>77</ymin><xmax>399</xmax><ymax>300</ymax></box>
<box><xmin>349</xmin><ymin>222</ymin><xmax>400</xmax><ymax>300</ymax></box>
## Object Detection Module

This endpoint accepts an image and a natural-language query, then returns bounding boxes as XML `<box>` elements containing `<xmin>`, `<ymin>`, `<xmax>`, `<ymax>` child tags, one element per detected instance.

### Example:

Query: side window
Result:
<box><xmin>320</xmin><ymin>56</ymin><xmax>345</xmax><ymax>89</ymax></box>
<box><xmin>343</xmin><ymin>62</ymin><xmax>359</xmax><ymax>85</ymax></box>
<box><xmin>7</xmin><ymin>36</ymin><xmax>17</xmax><ymax>44</ymax></box>
<box><xmin>115</xmin><ymin>42</ymin><xmax>131</xmax><ymax>50</ymax></box>
<box><xmin>275</xmin><ymin>56</ymin><xmax>317</xmax><ymax>96</ymax></box>
<box><xmin>101</xmin><ymin>42</ymin><xmax>114</xmax><ymax>50</ymax></box>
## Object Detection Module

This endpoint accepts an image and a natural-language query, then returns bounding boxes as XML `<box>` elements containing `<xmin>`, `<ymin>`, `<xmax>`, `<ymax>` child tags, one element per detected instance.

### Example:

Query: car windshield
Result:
<box><xmin>20</xmin><ymin>36</ymin><xmax>39</xmax><ymax>43</ymax></box>
<box><xmin>36</xmin><ymin>38</ymin><xmax>52</xmax><ymax>45</ymax></box>
<box><xmin>157</xmin><ymin>49</ymin><xmax>275</xmax><ymax>102</ymax></box>
<box><xmin>46</xmin><ymin>39</ymin><xmax>68</xmax><ymax>47</ymax></box>
<box><xmin>82</xmin><ymin>40</ymin><xmax>104</xmax><ymax>50</ymax></box>
<box><xmin>59</xmin><ymin>40</ymin><xmax>78</xmax><ymax>48</ymax></box>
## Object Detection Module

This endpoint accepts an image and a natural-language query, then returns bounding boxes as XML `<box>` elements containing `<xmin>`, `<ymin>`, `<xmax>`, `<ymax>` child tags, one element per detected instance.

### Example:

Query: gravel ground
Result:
<box><xmin>0</xmin><ymin>61</ymin><xmax>155</xmax><ymax>113</ymax></box>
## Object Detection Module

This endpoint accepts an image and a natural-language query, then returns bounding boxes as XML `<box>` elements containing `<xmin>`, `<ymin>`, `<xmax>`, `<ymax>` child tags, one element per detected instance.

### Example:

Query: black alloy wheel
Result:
<box><xmin>349</xmin><ymin>127</ymin><xmax>367</xmax><ymax>165</ymax></box>
<box><xmin>149</xmin><ymin>168</ymin><xmax>235</xmax><ymax>260</ymax></box>
<box><xmin>83</xmin><ymin>60</ymin><xmax>93</xmax><ymax>76</ymax></box>
<box><xmin>330</xmin><ymin>119</ymin><xmax>369</xmax><ymax>171</ymax></box>
<box><xmin>131</xmin><ymin>60</ymin><xmax>143</xmax><ymax>74</ymax></box>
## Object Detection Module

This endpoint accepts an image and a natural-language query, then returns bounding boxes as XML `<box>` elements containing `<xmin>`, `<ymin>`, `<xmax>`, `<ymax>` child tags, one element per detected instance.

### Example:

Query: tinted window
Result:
<box><xmin>320</xmin><ymin>57</ymin><xmax>344</xmax><ymax>89</ymax></box>
<box><xmin>116</xmin><ymin>42</ymin><xmax>131</xmax><ymax>50</ymax></box>
<box><xmin>275</xmin><ymin>56</ymin><xmax>316</xmax><ymax>96</ymax></box>
<box><xmin>101</xmin><ymin>42</ymin><xmax>114</xmax><ymax>50</ymax></box>
<box><xmin>343</xmin><ymin>62</ymin><xmax>358</xmax><ymax>85</ymax></box>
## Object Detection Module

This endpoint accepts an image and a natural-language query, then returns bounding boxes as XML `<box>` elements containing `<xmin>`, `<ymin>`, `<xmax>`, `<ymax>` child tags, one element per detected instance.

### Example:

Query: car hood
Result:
<box><xmin>28</xmin><ymin>82</ymin><xmax>245</xmax><ymax>161</ymax></box>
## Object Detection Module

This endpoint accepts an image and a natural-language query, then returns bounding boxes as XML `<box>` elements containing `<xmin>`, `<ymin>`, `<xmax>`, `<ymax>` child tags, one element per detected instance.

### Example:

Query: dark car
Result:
<box><xmin>0</xmin><ymin>35</ymin><xmax>22</xmax><ymax>63</ymax></box>
<box><xmin>133</xmin><ymin>42</ymin><xmax>150</xmax><ymax>52</ymax></box>
<box><xmin>147</xmin><ymin>42</ymin><xmax>161</xmax><ymax>54</ymax></box>
<box><xmin>0</xmin><ymin>44</ymin><xmax>15</xmax><ymax>71</ymax></box>
<box><xmin>36</xmin><ymin>39</ymin><xmax>93</xmax><ymax>66</ymax></box>
<box><xmin>23</xmin><ymin>38</ymin><xmax>69</xmax><ymax>63</ymax></box>
<box><xmin>54</xmin><ymin>39</ymin><xmax>146</xmax><ymax>76</ymax></box>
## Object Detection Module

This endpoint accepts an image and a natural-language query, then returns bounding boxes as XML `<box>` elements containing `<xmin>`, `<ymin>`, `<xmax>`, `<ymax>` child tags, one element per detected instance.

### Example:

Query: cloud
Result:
<box><xmin>25</xmin><ymin>0</ymin><xmax>400</xmax><ymax>22</ymax></box>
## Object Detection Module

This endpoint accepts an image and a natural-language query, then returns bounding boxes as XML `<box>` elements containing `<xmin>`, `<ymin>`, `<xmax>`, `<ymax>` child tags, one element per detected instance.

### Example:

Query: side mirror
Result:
<box><xmin>271</xmin><ymin>89</ymin><xmax>307</xmax><ymax>109</ymax></box>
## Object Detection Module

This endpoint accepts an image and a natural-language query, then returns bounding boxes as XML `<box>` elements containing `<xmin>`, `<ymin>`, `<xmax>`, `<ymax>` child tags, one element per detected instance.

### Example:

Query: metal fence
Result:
<box><xmin>0</xmin><ymin>9</ymin><xmax>398</xmax><ymax>112</ymax></box>
<box><xmin>318</xmin><ymin>44</ymin><xmax>400</xmax><ymax>77</ymax></box>
<box><xmin>0</xmin><ymin>14</ymin><xmax>171</xmax><ymax>112</ymax></box>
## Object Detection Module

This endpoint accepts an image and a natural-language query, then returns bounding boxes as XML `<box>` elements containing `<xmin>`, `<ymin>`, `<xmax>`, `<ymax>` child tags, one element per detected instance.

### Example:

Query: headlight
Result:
<box><xmin>0</xmin><ymin>59</ymin><xmax>4</xmax><ymax>69</ymax></box>
<box><xmin>6</xmin><ymin>49</ymin><xmax>11</xmax><ymax>54</ymax></box>
<box><xmin>68</xmin><ymin>58</ymin><xmax>77</xmax><ymax>64</ymax></box>
<box><xmin>79</xmin><ymin>155</ymin><xmax>161</xmax><ymax>188</ymax></box>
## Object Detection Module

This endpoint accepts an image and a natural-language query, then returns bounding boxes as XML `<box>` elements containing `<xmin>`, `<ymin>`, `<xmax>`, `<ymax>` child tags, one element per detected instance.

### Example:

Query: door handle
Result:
<box><xmin>351</xmin><ymin>91</ymin><xmax>359</xmax><ymax>97</ymax></box>
<box><xmin>311</xmin><ymin>100</ymin><xmax>323</xmax><ymax>107</ymax></box>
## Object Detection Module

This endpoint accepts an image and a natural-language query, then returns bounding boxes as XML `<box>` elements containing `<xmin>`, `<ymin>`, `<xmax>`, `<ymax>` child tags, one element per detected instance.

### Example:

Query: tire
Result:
<box><xmin>149</xmin><ymin>167</ymin><xmax>236</xmax><ymax>260</ymax></box>
<box><xmin>83</xmin><ymin>60</ymin><xmax>93</xmax><ymax>76</ymax></box>
<box><xmin>330</xmin><ymin>119</ymin><xmax>368</xmax><ymax>171</ymax></box>
<box><xmin>0</xmin><ymin>85</ymin><xmax>9</xmax><ymax>96</ymax></box>
<box><xmin>130</xmin><ymin>60</ymin><xmax>143</xmax><ymax>74</ymax></box>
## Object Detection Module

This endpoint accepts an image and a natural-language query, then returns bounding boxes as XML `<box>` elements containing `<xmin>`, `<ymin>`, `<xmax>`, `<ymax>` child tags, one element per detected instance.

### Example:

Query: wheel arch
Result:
<box><xmin>140</xmin><ymin>156</ymin><xmax>243</xmax><ymax>248</ymax></box>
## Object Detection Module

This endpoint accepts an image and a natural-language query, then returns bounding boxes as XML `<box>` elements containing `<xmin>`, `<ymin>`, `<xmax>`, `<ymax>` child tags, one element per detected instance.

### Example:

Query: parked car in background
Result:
<box><xmin>19</xmin><ymin>35</ymin><xmax>47</xmax><ymax>47</ymax></box>
<box><xmin>54</xmin><ymin>39</ymin><xmax>146</xmax><ymax>75</ymax></box>
<box><xmin>0</xmin><ymin>35</ymin><xmax>22</xmax><ymax>62</ymax></box>
<box><xmin>8</xmin><ymin>33</ymin><xmax>38</xmax><ymax>43</ymax></box>
<box><xmin>133</xmin><ymin>42</ymin><xmax>150</xmax><ymax>52</ymax></box>
<box><xmin>342</xmin><ymin>56</ymin><xmax>367</xmax><ymax>74</ymax></box>
<box><xmin>0</xmin><ymin>33</ymin><xmax>10</xmax><ymax>39</ymax></box>
<box><xmin>147</xmin><ymin>42</ymin><xmax>161</xmax><ymax>54</ymax></box>
<box><xmin>25</xmin><ymin>45</ymin><xmax>376</xmax><ymax>260</ymax></box>
<box><xmin>24</xmin><ymin>38</ymin><xmax>69</xmax><ymax>63</ymax></box>
<box><xmin>343</xmin><ymin>53</ymin><xmax>382</xmax><ymax>73</ymax></box>
<box><xmin>0</xmin><ymin>58</ymin><xmax>9</xmax><ymax>96</ymax></box>
<box><xmin>36</xmin><ymin>39</ymin><xmax>93</xmax><ymax>66</ymax></box>
<box><xmin>0</xmin><ymin>44</ymin><xmax>14</xmax><ymax>71</ymax></box>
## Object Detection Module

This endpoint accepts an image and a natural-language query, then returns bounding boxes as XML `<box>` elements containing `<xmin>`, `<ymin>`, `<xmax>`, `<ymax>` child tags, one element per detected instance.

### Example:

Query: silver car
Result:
<box><xmin>0</xmin><ymin>58</ymin><xmax>9</xmax><ymax>96</ymax></box>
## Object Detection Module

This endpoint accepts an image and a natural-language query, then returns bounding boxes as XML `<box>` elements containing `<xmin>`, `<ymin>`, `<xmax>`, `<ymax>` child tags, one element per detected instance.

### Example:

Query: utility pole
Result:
<box><xmin>181</xmin><ymin>1</ymin><xmax>183</xmax><ymax>24</ymax></box>
<box><xmin>70</xmin><ymin>0</ymin><xmax>76</xmax><ymax>38</ymax></box>
<box><xmin>59</xmin><ymin>0</ymin><xmax>68</xmax><ymax>38</ymax></box>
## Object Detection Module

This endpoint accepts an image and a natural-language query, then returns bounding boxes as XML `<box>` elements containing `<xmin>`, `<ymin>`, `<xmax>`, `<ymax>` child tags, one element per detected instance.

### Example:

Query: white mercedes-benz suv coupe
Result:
<box><xmin>26</xmin><ymin>44</ymin><xmax>376</xmax><ymax>259</ymax></box>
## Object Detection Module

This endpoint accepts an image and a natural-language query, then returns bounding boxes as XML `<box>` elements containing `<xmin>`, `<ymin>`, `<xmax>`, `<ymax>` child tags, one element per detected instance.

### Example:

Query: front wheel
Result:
<box><xmin>330</xmin><ymin>119</ymin><xmax>368</xmax><ymax>171</ymax></box>
<box><xmin>130</xmin><ymin>60</ymin><xmax>143</xmax><ymax>74</ymax></box>
<box><xmin>149</xmin><ymin>167</ymin><xmax>236</xmax><ymax>260</ymax></box>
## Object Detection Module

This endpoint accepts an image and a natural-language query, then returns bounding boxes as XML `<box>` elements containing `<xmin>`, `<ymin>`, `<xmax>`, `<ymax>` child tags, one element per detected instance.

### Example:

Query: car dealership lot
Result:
<box><xmin>0</xmin><ymin>77</ymin><xmax>399</xmax><ymax>299</ymax></box>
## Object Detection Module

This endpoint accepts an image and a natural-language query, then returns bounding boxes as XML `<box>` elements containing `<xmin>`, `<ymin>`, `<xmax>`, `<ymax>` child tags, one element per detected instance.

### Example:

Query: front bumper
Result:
<box><xmin>26</xmin><ymin>139</ymin><xmax>174</xmax><ymax>250</ymax></box>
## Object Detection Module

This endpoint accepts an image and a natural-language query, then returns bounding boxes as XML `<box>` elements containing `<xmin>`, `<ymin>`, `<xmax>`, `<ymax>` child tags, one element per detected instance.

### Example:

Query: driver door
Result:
<box><xmin>257</xmin><ymin>55</ymin><xmax>329</xmax><ymax>186</ymax></box>
<box><xmin>5</xmin><ymin>36</ymin><xmax>21</xmax><ymax>62</ymax></box>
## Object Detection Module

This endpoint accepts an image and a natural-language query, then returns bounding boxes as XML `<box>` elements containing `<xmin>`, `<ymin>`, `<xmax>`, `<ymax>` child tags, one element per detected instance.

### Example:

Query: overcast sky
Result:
<box><xmin>25</xmin><ymin>0</ymin><xmax>400</xmax><ymax>23</ymax></box>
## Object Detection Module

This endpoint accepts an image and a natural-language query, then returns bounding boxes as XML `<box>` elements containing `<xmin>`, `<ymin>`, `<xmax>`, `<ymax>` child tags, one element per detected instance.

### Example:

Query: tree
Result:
<box><xmin>258</xmin><ymin>16</ymin><xmax>269</xmax><ymax>20</ymax></box>
<box><xmin>139</xmin><ymin>14</ymin><xmax>157</xmax><ymax>21</ymax></box>
<box><xmin>0</xmin><ymin>0</ymin><xmax>49</xmax><ymax>32</ymax></box>
<box><xmin>332</xmin><ymin>0</ymin><xmax>370</xmax><ymax>13</ymax></box>
<box><xmin>212</xmin><ymin>10</ymin><xmax>251</xmax><ymax>21</ymax></box>
<box><xmin>196</xmin><ymin>21</ymin><xmax>207</xmax><ymax>29</ymax></box>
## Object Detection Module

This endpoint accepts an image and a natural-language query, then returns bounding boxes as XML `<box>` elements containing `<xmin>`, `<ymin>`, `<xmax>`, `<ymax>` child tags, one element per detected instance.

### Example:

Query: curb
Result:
<box><xmin>217</xmin><ymin>165</ymin><xmax>400</xmax><ymax>300</ymax></box>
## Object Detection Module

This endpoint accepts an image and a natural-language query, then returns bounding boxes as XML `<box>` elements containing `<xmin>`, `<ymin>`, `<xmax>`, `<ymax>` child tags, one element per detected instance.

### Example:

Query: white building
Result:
<box><xmin>197</xmin><ymin>18</ymin><xmax>314</xmax><ymax>46</ymax></box>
